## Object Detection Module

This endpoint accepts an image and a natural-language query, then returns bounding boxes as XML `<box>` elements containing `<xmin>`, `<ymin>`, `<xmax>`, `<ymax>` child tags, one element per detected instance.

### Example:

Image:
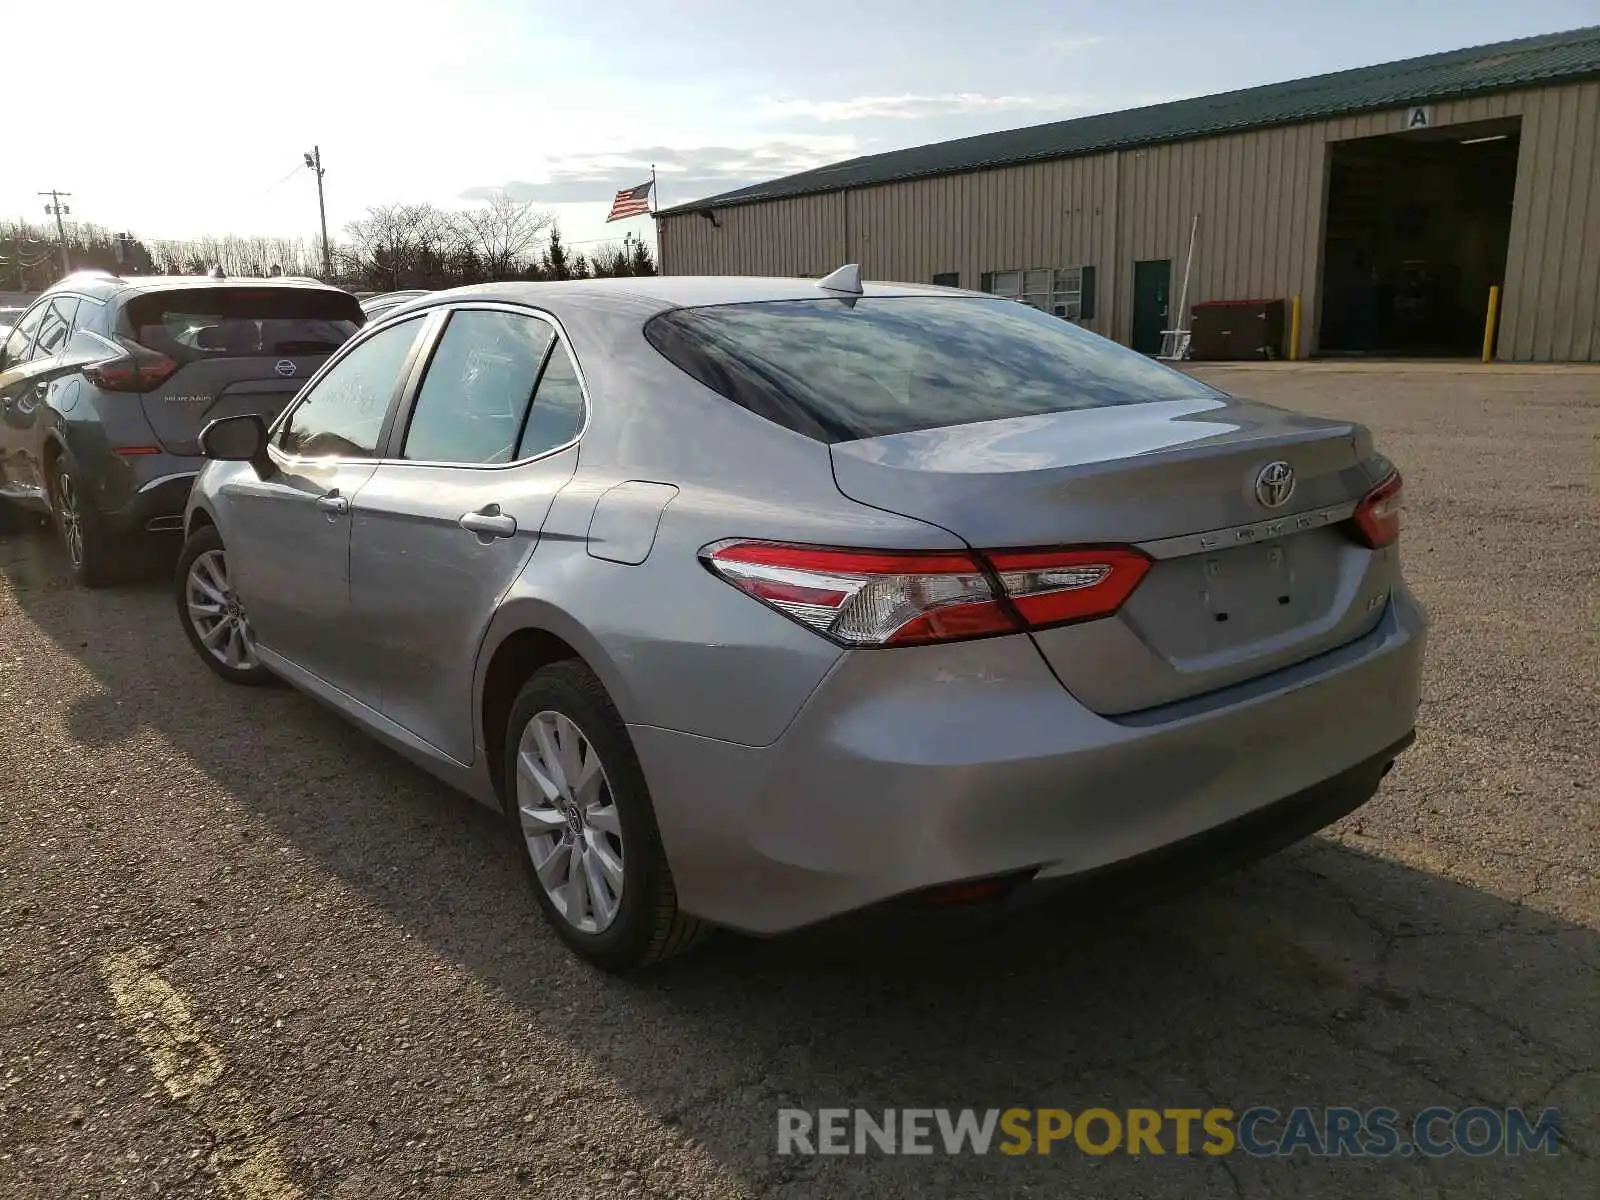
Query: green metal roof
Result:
<box><xmin>658</xmin><ymin>26</ymin><xmax>1600</xmax><ymax>217</ymax></box>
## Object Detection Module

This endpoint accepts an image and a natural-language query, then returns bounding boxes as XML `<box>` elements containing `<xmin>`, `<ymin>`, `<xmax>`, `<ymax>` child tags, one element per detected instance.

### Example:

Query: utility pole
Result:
<box><xmin>38</xmin><ymin>189</ymin><xmax>73</xmax><ymax>276</ymax></box>
<box><xmin>303</xmin><ymin>147</ymin><xmax>331</xmax><ymax>278</ymax></box>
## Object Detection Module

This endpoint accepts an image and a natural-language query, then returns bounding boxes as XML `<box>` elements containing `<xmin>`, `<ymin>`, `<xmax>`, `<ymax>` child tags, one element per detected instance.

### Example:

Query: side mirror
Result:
<box><xmin>199</xmin><ymin>414</ymin><xmax>271</xmax><ymax>476</ymax></box>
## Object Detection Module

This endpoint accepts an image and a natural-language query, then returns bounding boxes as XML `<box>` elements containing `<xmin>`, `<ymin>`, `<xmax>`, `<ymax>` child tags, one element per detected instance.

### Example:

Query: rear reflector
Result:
<box><xmin>113</xmin><ymin>446</ymin><xmax>161</xmax><ymax>456</ymax></box>
<box><xmin>916</xmin><ymin>872</ymin><xmax>1035</xmax><ymax>907</ymax></box>
<box><xmin>1353</xmin><ymin>471</ymin><xmax>1404</xmax><ymax>548</ymax></box>
<box><xmin>703</xmin><ymin>539</ymin><xmax>1150</xmax><ymax>647</ymax></box>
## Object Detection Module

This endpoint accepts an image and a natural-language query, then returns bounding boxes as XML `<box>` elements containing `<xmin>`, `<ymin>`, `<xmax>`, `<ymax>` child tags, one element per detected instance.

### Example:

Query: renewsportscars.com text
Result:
<box><xmin>776</xmin><ymin>1106</ymin><xmax>1562</xmax><ymax>1158</ymax></box>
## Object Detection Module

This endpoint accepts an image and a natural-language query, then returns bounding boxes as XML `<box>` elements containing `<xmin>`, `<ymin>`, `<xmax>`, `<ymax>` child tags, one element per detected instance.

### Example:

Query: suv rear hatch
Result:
<box><xmin>119</xmin><ymin>286</ymin><xmax>364</xmax><ymax>453</ymax></box>
<box><xmin>646</xmin><ymin>293</ymin><xmax>1399</xmax><ymax>714</ymax></box>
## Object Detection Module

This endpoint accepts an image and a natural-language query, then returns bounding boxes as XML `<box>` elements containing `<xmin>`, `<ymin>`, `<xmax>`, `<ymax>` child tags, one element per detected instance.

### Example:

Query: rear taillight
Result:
<box><xmin>703</xmin><ymin>540</ymin><xmax>1150</xmax><ymax>647</ymax></box>
<box><xmin>84</xmin><ymin>340</ymin><xmax>179</xmax><ymax>393</ymax></box>
<box><xmin>1353</xmin><ymin>471</ymin><xmax>1404</xmax><ymax>548</ymax></box>
<box><xmin>986</xmin><ymin>547</ymin><xmax>1151</xmax><ymax>626</ymax></box>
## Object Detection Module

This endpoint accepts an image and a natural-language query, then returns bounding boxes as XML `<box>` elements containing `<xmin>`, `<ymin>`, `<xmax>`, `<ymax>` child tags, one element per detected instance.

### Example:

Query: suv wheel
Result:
<box><xmin>50</xmin><ymin>453</ymin><xmax>115</xmax><ymax>587</ymax></box>
<box><xmin>175</xmin><ymin>525</ymin><xmax>272</xmax><ymax>686</ymax></box>
<box><xmin>505</xmin><ymin>661</ymin><xmax>708</xmax><ymax>970</ymax></box>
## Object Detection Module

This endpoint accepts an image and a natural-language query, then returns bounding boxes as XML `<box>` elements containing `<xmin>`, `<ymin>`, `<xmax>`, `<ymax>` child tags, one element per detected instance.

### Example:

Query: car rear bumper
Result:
<box><xmin>631</xmin><ymin>586</ymin><xmax>1427</xmax><ymax>935</ymax></box>
<box><xmin>98</xmin><ymin>460</ymin><xmax>201</xmax><ymax>534</ymax></box>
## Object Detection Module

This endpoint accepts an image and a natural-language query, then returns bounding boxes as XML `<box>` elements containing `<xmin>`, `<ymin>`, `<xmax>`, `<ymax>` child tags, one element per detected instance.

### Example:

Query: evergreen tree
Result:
<box><xmin>629</xmin><ymin>236</ymin><xmax>656</xmax><ymax>276</ymax></box>
<box><xmin>541</xmin><ymin>223</ymin><xmax>571</xmax><ymax>281</ymax></box>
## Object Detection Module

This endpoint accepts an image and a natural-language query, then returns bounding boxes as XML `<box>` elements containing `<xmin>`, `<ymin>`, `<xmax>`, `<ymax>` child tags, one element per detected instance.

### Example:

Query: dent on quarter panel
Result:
<box><xmin>586</xmin><ymin>481</ymin><xmax>680</xmax><ymax>565</ymax></box>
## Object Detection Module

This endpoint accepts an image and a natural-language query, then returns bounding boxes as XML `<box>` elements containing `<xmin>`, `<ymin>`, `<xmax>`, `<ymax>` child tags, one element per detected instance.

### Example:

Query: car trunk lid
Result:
<box><xmin>830</xmin><ymin>396</ymin><xmax>1398</xmax><ymax>713</ymax></box>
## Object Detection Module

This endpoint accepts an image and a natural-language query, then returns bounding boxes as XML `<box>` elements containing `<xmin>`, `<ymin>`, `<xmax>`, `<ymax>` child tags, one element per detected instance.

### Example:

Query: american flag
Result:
<box><xmin>607</xmin><ymin>180</ymin><xmax>654</xmax><ymax>222</ymax></box>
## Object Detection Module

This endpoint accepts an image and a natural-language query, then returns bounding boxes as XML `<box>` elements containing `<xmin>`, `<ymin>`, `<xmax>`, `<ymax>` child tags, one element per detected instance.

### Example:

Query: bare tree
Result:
<box><xmin>343</xmin><ymin>203</ymin><xmax>463</xmax><ymax>290</ymax></box>
<box><xmin>456</xmin><ymin>191</ymin><xmax>553</xmax><ymax>280</ymax></box>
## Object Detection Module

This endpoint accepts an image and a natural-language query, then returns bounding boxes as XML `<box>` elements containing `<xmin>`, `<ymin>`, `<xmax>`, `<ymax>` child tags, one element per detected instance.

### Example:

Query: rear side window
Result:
<box><xmin>33</xmin><ymin>297</ymin><xmax>79</xmax><ymax>359</ymax></box>
<box><xmin>125</xmin><ymin>287</ymin><xmax>363</xmax><ymax>361</ymax></box>
<box><xmin>516</xmin><ymin>342</ymin><xmax>584</xmax><ymax>459</ymax></box>
<box><xmin>403</xmin><ymin>310</ymin><xmax>555</xmax><ymax>465</ymax></box>
<box><xmin>644</xmin><ymin>296</ymin><xmax>1221</xmax><ymax>443</ymax></box>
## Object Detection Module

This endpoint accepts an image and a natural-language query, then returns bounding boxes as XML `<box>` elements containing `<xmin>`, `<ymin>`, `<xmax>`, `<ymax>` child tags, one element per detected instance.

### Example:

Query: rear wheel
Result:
<box><xmin>505</xmin><ymin>661</ymin><xmax>708</xmax><ymax>970</ymax></box>
<box><xmin>49</xmin><ymin>453</ymin><xmax>116</xmax><ymax>588</ymax></box>
<box><xmin>175</xmin><ymin>525</ymin><xmax>272</xmax><ymax>686</ymax></box>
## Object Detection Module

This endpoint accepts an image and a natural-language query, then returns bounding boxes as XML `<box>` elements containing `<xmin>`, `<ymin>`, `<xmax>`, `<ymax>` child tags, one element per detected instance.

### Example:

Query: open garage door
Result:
<box><xmin>1320</xmin><ymin>117</ymin><xmax>1520</xmax><ymax>358</ymax></box>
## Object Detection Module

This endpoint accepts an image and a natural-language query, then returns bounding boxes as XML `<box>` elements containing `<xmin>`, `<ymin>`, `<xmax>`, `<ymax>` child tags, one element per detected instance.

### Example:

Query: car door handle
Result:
<box><xmin>458</xmin><ymin>506</ymin><xmax>517</xmax><ymax>539</ymax></box>
<box><xmin>314</xmin><ymin>492</ymin><xmax>349</xmax><ymax>515</ymax></box>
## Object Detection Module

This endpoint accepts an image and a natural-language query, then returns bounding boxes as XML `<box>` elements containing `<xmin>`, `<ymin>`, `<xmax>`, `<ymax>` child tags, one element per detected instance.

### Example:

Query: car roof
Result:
<box><xmin>43</xmin><ymin>273</ymin><xmax>354</xmax><ymax>303</ymax></box>
<box><xmin>393</xmin><ymin>275</ymin><xmax>985</xmax><ymax>322</ymax></box>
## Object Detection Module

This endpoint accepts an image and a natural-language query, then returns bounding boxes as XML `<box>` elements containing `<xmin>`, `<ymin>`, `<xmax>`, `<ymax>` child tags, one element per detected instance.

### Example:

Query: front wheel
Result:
<box><xmin>174</xmin><ymin>525</ymin><xmax>272</xmax><ymax>686</ymax></box>
<box><xmin>505</xmin><ymin>661</ymin><xmax>708</xmax><ymax>970</ymax></box>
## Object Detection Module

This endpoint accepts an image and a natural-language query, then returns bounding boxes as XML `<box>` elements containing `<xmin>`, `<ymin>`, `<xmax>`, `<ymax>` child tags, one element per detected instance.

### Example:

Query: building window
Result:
<box><xmin>981</xmin><ymin>265</ymin><xmax>1095</xmax><ymax>320</ymax></box>
<box><xmin>931</xmin><ymin>272</ymin><xmax>960</xmax><ymax>287</ymax></box>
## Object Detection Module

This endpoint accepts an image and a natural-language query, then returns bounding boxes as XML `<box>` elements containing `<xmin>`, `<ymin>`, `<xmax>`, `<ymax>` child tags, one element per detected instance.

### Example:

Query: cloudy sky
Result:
<box><xmin>6</xmin><ymin>0</ymin><xmax>1592</xmax><ymax>257</ymax></box>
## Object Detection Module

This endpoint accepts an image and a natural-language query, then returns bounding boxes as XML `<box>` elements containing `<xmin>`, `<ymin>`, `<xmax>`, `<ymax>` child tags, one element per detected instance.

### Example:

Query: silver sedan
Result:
<box><xmin>175</xmin><ymin>270</ymin><xmax>1426</xmax><ymax>970</ymax></box>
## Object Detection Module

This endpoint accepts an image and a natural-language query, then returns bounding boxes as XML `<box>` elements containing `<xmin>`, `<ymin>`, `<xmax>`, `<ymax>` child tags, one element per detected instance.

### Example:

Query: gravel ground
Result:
<box><xmin>1</xmin><ymin>363</ymin><xmax>1595</xmax><ymax>1199</ymax></box>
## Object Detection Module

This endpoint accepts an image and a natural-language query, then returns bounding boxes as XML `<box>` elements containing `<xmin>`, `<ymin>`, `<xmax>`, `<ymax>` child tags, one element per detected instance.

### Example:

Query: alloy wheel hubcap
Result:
<box><xmin>57</xmin><ymin>473</ymin><xmax>83</xmax><ymax>568</ymax></box>
<box><xmin>515</xmin><ymin>711</ymin><xmax>625</xmax><ymax>934</ymax></box>
<box><xmin>185</xmin><ymin>549</ymin><xmax>258</xmax><ymax>671</ymax></box>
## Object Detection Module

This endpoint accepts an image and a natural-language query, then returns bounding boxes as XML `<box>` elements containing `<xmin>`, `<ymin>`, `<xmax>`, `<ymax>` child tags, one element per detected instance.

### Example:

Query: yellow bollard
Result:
<box><xmin>1482</xmin><ymin>285</ymin><xmax>1501</xmax><ymax>363</ymax></box>
<box><xmin>1288</xmin><ymin>294</ymin><xmax>1302</xmax><ymax>361</ymax></box>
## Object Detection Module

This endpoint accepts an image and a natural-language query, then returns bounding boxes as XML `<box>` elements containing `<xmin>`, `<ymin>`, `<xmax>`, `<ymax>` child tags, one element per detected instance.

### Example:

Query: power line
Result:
<box><xmin>258</xmin><ymin>163</ymin><xmax>306</xmax><ymax>198</ymax></box>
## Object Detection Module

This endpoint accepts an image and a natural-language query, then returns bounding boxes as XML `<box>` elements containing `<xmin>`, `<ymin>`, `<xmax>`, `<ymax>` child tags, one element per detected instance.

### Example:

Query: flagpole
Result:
<box><xmin>650</xmin><ymin>163</ymin><xmax>658</xmax><ymax>213</ymax></box>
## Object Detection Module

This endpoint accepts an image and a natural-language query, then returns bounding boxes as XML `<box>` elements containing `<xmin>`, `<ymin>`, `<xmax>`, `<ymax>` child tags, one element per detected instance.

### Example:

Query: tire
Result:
<box><xmin>504</xmin><ymin>660</ymin><xmax>708</xmax><ymax>971</ymax></box>
<box><xmin>174</xmin><ymin>524</ymin><xmax>273</xmax><ymax>686</ymax></box>
<box><xmin>49</xmin><ymin>451</ymin><xmax>117</xmax><ymax>588</ymax></box>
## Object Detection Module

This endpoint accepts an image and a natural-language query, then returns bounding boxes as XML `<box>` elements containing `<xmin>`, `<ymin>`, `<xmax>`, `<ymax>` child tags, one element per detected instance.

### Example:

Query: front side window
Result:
<box><xmin>0</xmin><ymin>302</ymin><xmax>49</xmax><ymax>370</ymax></box>
<box><xmin>403</xmin><ymin>310</ymin><xmax>555</xmax><ymax>465</ymax></box>
<box><xmin>645</xmin><ymin>295</ymin><xmax>1221</xmax><ymax>443</ymax></box>
<box><xmin>278</xmin><ymin>317</ymin><xmax>424</xmax><ymax>458</ymax></box>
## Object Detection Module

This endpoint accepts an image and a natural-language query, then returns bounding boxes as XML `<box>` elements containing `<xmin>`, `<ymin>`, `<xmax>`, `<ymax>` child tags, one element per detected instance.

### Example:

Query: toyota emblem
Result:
<box><xmin>1254</xmin><ymin>461</ymin><xmax>1296</xmax><ymax>508</ymax></box>
<box><xmin>274</xmin><ymin>359</ymin><xmax>296</xmax><ymax>378</ymax></box>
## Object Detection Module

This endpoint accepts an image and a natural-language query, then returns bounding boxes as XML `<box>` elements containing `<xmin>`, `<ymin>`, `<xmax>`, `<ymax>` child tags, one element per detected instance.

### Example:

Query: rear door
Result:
<box><xmin>348</xmin><ymin>305</ymin><xmax>583</xmax><ymax>763</ymax></box>
<box><xmin>121</xmin><ymin>285</ymin><xmax>364</xmax><ymax>454</ymax></box>
<box><xmin>222</xmin><ymin>314</ymin><xmax>431</xmax><ymax>699</ymax></box>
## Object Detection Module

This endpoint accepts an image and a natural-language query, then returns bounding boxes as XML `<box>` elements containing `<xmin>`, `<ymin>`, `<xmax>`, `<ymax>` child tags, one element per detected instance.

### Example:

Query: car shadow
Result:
<box><xmin>2</xmin><ymin>527</ymin><xmax>1593</xmax><ymax>1198</ymax></box>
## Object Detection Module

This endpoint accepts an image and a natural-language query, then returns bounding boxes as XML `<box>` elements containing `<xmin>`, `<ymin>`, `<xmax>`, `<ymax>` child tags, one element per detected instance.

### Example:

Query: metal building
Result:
<box><xmin>655</xmin><ymin>27</ymin><xmax>1600</xmax><ymax>362</ymax></box>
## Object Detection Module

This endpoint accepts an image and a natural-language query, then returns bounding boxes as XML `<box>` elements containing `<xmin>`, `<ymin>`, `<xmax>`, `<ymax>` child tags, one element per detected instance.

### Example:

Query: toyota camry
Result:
<box><xmin>175</xmin><ymin>268</ymin><xmax>1426</xmax><ymax>970</ymax></box>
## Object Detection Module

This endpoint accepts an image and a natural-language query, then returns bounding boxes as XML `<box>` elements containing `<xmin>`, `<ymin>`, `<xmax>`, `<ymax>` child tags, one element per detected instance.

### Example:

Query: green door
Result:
<box><xmin>1131</xmin><ymin>259</ymin><xmax>1172</xmax><ymax>355</ymax></box>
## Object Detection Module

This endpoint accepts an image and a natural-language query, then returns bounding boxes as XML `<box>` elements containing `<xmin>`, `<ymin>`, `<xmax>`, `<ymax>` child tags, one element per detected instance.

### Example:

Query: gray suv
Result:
<box><xmin>0</xmin><ymin>273</ymin><xmax>363</xmax><ymax>584</ymax></box>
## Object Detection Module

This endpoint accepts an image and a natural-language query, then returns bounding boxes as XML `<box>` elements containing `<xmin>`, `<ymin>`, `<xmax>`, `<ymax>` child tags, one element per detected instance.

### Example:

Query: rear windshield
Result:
<box><xmin>126</xmin><ymin>287</ymin><xmax>363</xmax><ymax>361</ymax></box>
<box><xmin>644</xmin><ymin>296</ymin><xmax>1221</xmax><ymax>443</ymax></box>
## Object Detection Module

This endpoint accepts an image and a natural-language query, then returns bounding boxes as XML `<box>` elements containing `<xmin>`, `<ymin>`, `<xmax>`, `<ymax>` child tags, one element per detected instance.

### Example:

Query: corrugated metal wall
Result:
<box><xmin>657</xmin><ymin>81</ymin><xmax>1600</xmax><ymax>361</ymax></box>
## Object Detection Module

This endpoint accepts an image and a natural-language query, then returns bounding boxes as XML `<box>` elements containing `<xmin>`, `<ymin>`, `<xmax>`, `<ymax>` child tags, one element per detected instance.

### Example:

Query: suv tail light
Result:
<box><xmin>703</xmin><ymin>540</ymin><xmax>1150</xmax><ymax>647</ymax></box>
<box><xmin>1352</xmin><ymin>471</ymin><xmax>1404</xmax><ymax>548</ymax></box>
<box><xmin>84</xmin><ymin>338</ymin><xmax>179</xmax><ymax>393</ymax></box>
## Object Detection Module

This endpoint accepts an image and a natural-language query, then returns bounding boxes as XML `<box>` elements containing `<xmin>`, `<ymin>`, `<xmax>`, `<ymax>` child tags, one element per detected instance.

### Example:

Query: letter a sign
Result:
<box><xmin>1406</xmin><ymin>106</ymin><xmax>1433</xmax><ymax>130</ymax></box>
